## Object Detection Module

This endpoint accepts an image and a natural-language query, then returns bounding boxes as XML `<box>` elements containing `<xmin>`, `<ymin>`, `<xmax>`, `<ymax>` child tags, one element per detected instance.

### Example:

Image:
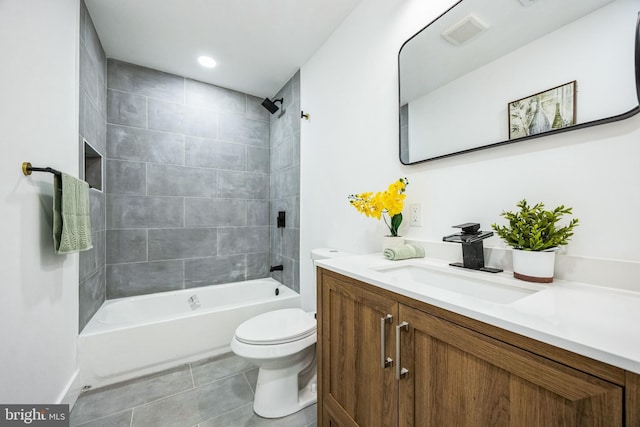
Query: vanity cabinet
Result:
<box><xmin>317</xmin><ymin>268</ymin><xmax>638</xmax><ymax>426</ymax></box>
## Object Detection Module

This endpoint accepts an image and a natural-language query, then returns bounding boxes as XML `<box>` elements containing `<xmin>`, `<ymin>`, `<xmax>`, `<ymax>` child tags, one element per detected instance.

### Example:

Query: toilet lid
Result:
<box><xmin>235</xmin><ymin>308</ymin><xmax>316</xmax><ymax>345</ymax></box>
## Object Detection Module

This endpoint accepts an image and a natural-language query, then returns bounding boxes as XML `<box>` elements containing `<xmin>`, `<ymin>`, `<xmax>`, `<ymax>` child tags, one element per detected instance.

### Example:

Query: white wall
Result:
<box><xmin>300</xmin><ymin>0</ymin><xmax>640</xmax><ymax>310</ymax></box>
<box><xmin>0</xmin><ymin>0</ymin><xmax>80</xmax><ymax>403</ymax></box>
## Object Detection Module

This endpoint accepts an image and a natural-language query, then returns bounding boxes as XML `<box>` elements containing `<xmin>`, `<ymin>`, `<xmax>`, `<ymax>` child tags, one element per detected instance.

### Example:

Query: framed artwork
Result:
<box><xmin>508</xmin><ymin>81</ymin><xmax>576</xmax><ymax>139</ymax></box>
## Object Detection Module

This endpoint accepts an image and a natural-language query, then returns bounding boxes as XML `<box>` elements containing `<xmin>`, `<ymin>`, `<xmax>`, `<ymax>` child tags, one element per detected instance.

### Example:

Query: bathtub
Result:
<box><xmin>78</xmin><ymin>278</ymin><xmax>300</xmax><ymax>389</ymax></box>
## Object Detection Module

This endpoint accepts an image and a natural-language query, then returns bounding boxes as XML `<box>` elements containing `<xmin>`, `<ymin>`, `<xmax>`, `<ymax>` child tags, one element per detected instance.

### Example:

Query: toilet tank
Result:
<box><xmin>310</xmin><ymin>248</ymin><xmax>353</xmax><ymax>262</ymax></box>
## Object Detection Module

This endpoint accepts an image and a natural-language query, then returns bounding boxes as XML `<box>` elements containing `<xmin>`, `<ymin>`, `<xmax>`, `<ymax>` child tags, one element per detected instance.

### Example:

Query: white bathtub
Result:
<box><xmin>78</xmin><ymin>278</ymin><xmax>300</xmax><ymax>389</ymax></box>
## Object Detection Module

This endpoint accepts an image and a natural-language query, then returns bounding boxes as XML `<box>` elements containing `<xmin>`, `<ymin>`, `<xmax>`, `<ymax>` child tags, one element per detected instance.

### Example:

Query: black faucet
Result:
<box><xmin>442</xmin><ymin>223</ymin><xmax>502</xmax><ymax>273</ymax></box>
<box><xmin>270</xmin><ymin>265</ymin><xmax>284</xmax><ymax>272</ymax></box>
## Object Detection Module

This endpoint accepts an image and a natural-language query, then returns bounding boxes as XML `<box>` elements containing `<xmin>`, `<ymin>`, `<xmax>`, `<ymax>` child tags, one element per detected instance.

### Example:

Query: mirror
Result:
<box><xmin>399</xmin><ymin>0</ymin><xmax>640</xmax><ymax>164</ymax></box>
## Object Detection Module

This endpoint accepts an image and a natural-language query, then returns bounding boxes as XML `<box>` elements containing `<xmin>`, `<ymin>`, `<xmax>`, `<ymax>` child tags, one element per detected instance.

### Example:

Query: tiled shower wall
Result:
<box><xmin>105</xmin><ymin>60</ymin><xmax>274</xmax><ymax>299</ymax></box>
<box><xmin>78</xmin><ymin>0</ymin><xmax>107</xmax><ymax>331</ymax></box>
<box><xmin>269</xmin><ymin>72</ymin><xmax>301</xmax><ymax>292</ymax></box>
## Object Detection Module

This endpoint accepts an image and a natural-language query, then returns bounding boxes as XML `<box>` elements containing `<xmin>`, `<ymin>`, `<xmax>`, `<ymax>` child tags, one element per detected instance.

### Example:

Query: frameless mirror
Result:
<box><xmin>399</xmin><ymin>0</ymin><xmax>640</xmax><ymax>164</ymax></box>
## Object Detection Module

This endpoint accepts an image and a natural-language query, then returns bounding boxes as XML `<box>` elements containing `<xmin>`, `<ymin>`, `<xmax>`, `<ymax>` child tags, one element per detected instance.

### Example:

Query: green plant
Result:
<box><xmin>491</xmin><ymin>199</ymin><xmax>579</xmax><ymax>251</ymax></box>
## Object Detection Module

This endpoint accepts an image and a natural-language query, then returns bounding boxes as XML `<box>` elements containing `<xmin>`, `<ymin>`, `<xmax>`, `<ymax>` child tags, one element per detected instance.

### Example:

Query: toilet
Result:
<box><xmin>230</xmin><ymin>248</ymin><xmax>352</xmax><ymax>418</ymax></box>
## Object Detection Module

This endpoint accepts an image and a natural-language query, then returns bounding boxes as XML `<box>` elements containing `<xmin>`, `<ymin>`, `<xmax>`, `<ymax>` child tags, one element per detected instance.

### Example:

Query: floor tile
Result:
<box><xmin>131</xmin><ymin>373</ymin><xmax>253</xmax><ymax>427</ymax></box>
<box><xmin>74</xmin><ymin>410</ymin><xmax>133</xmax><ymax>427</ymax></box>
<box><xmin>70</xmin><ymin>365</ymin><xmax>193</xmax><ymax>426</ymax></box>
<box><xmin>243</xmin><ymin>367</ymin><xmax>259</xmax><ymax>393</ymax></box>
<box><xmin>190</xmin><ymin>353</ymin><xmax>256</xmax><ymax>386</ymax></box>
<box><xmin>200</xmin><ymin>403</ymin><xmax>317</xmax><ymax>427</ymax></box>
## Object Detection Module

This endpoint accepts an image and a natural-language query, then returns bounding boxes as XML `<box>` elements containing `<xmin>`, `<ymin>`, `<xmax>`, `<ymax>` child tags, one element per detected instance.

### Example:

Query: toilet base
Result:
<box><xmin>253</xmin><ymin>350</ymin><xmax>317</xmax><ymax>418</ymax></box>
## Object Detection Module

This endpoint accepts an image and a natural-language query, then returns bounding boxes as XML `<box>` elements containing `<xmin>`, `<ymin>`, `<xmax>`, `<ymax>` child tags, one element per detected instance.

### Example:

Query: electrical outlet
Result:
<box><xmin>410</xmin><ymin>203</ymin><xmax>422</xmax><ymax>227</ymax></box>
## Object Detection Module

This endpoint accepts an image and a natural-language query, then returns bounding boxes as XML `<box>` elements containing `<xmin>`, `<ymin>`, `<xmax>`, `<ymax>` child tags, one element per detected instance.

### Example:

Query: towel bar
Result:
<box><xmin>22</xmin><ymin>162</ymin><xmax>62</xmax><ymax>177</ymax></box>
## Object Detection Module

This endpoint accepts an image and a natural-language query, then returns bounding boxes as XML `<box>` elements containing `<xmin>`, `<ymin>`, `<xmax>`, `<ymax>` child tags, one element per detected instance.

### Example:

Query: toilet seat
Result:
<box><xmin>235</xmin><ymin>308</ymin><xmax>316</xmax><ymax>345</ymax></box>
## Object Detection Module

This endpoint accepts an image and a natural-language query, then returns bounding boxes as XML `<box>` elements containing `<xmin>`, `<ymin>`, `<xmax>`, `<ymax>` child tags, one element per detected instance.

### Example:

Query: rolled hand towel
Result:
<box><xmin>383</xmin><ymin>244</ymin><xmax>425</xmax><ymax>260</ymax></box>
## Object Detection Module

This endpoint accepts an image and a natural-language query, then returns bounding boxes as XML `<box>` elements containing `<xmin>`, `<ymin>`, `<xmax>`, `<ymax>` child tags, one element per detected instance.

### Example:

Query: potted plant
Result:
<box><xmin>348</xmin><ymin>178</ymin><xmax>409</xmax><ymax>250</ymax></box>
<box><xmin>491</xmin><ymin>199</ymin><xmax>579</xmax><ymax>283</ymax></box>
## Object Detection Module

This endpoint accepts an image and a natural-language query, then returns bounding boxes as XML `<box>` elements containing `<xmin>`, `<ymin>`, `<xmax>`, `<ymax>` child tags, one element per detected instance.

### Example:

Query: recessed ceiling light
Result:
<box><xmin>198</xmin><ymin>56</ymin><xmax>217</xmax><ymax>68</ymax></box>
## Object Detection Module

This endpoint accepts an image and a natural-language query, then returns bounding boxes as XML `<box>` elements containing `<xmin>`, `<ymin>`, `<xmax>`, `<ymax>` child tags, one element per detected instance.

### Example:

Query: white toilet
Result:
<box><xmin>230</xmin><ymin>248</ymin><xmax>351</xmax><ymax>418</ymax></box>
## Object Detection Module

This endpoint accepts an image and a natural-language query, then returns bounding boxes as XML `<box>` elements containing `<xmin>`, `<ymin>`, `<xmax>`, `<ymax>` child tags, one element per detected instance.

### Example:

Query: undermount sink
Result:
<box><xmin>373</xmin><ymin>263</ymin><xmax>542</xmax><ymax>304</ymax></box>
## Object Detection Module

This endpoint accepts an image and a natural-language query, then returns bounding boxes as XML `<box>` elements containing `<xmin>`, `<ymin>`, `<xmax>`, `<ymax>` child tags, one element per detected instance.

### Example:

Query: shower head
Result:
<box><xmin>261</xmin><ymin>97</ymin><xmax>283</xmax><ymax>114</ymax></box>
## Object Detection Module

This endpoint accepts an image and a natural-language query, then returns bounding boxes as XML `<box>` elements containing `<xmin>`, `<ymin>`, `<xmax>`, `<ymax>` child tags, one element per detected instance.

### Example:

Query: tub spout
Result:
<box><xmin>270</xmin><ymin>265</ymin><xmax>283</xmax><ymax>272</ymax></box>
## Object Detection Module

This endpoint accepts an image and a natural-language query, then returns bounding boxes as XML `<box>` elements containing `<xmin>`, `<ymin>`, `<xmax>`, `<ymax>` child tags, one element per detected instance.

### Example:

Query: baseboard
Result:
<box><xmin>58</xmin><ymin>368</ymin><xmax>81</xmax><ymax>409</ymax></box>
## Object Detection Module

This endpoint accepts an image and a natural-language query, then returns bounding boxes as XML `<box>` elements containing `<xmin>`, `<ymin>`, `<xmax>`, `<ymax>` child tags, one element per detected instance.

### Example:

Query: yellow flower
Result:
<box><xmin>348</xmin><ymin>178</ymin><xmax>409</xmax><ymax>236</ymax></box>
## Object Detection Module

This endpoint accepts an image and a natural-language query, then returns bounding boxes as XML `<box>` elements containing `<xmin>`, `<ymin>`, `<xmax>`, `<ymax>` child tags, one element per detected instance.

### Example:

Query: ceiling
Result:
<box><xmin>84</xmin><ymin>0</ymin><xmax>362</xmax><ymax>98</ymax></box>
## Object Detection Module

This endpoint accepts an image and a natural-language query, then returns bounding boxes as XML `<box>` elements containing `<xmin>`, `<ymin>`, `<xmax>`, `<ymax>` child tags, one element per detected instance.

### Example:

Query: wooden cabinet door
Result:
<box><xmin>398</xmin><ymin>304</ymin><xmax>623</xmax><ymax>427</ymax></box>
<box><xmin>319</xmin><ymin>272</ymin><xmax>399</xmax><ymax>427</ymax></box>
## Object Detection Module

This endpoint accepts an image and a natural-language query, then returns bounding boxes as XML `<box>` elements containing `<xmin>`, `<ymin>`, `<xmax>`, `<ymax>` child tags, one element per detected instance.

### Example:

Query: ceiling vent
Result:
<box><xmin>441</xmin><ymin>14</ymin><xmax>488</xmax><ymax>46</ymax></box>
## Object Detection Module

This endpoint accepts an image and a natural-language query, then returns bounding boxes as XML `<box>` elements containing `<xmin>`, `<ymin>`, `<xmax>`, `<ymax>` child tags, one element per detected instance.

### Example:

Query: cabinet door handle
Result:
<box><xmin>396</xmin><ymin>321</ymin><xmax>409</xmax><ymax>380</ymax></box>
<box><xmin>380</xmin><ymin>314</ymin><xmax>394</xmax><ymax>368</ymax></box>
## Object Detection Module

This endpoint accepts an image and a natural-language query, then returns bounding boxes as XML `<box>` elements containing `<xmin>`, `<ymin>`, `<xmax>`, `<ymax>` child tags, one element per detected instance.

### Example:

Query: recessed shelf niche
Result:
<box><xmin>83</xmin><ymin>139</ymin><xmax>103</xmax><ymax>191</ymax></box>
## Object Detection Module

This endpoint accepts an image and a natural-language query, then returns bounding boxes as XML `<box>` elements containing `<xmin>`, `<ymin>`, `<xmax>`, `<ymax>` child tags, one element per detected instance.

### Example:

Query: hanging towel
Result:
<box><xmin>53</xmin><ymin>173</ymin><xmax>93</xmax><ymax>254</ymax></box>
<box><xmin>383</xmin><ymin>243</ymin><xmax>425</xmax><ymax>261</ymax></box>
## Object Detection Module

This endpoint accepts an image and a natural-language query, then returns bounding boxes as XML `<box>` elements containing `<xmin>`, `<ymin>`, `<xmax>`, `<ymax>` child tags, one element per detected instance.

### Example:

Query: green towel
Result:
<box><xmin>53</xmin><ymin>173</ymin><xmax>93</xmax><ymax>254</ymax></box>
<box><xmin>383</xmin><ymin>244</ymin><xmax>425</xmax><ymax>261</ymax></box>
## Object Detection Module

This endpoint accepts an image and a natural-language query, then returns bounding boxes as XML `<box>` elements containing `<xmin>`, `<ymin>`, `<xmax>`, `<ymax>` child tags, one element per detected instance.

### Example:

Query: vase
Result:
<box><xmin>512</xmin><ymin>248</ymin><xmax>557</xmax><ymax>283</ymax></box>
<box><xmin>528</xmin><ymin>97</ymin><xmax>550</xmax><ymax>135</ymax></box>
<box><xmin>382</xmin><ymin>236</ymin><xmax>405</xmax><ymax>252</ymax></box>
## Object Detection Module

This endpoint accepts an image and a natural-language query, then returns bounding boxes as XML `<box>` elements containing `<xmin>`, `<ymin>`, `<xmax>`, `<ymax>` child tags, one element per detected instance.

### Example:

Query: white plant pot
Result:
<box><xmin>382</xmin><ymin>236</ymin><xmax>405</xmax><ymax>252</ymax></box>
<box><xmin>512</xmin><ymin>248</ymin><xmax>557</xmax><ymax>283</ymax></box>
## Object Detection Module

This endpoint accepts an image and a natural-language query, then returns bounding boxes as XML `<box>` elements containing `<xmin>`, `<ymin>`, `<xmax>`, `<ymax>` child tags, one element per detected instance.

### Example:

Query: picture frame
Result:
<box><xmin>508</xmin><ymin>81</ymin><xmax>576</xmax><ymax>139</ymax></box>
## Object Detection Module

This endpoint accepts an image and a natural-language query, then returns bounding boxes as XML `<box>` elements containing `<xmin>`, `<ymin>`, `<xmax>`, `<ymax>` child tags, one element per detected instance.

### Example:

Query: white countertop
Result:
<box><xmin>316</xmin><ymin>253</ymin><xmax>640</xmax><ymax>374</ymax></box>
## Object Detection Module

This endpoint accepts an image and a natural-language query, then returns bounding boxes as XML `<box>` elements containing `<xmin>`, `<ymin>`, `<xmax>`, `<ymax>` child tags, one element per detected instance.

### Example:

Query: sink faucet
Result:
<box><xmin>442</xmin><ymin>223</ymin><xmax>502</xmax><ymax>273</ymax></box>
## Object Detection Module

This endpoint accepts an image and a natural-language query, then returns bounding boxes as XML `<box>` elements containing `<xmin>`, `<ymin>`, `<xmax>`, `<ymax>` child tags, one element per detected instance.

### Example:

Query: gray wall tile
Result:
<box><xmin>107</xmin><ymin>260</ymin><xmax>184</xmax><ymax>298</ymax></box>
<box><xmin>107</xmin><ymin>59</ymin><xmax>184</xmax><ymax>103</ymax></box>
<box><xmin>79</xmin><ymin>267</ymin><xmax>105</xmax><ymax>332</ymax></box>
<box><xmin>185</xmin><ymin>137</ymin><xmax>245</xmax><ymax>171</ymax></box>
<box><xmin>107</xmin><ymin>229</ymin><xmax>147</xmax><ymax>264</ymax></box>
<box><xmin>282</xmin><ymin>228</ymin><xmax>300</xmax><ymax>260</ymax></box>
<box><xmin>272</xmin><ymin>166</ymin><xmax>300</xmax><ymax>198</ymax></box>
<box><xmin>219</xmin><ymin>114</ymin><xmax>269</xmax><ymax>147</ymax></box>
<box><xmin>78</xmin><ymin>2</ymin><xmax>107</xmax><ymax>330</ymax></box>
<box><xmin>246</xmin><ymin>252</ymin><xmax>270</xmax><ymax>280</ymax></box>
<box><xmin>218</xmin><ymin>171</ymin><xmax>269</xmax><ymax>199</ymax></box>
<box><xmin>185</xmin><ymin>199</ymin><xmax>246</xmax><ymax>227</ymax></box>
<box><xmin>147</xmin><ymin>164</ymin><xmax>217</xmax><ymax>197</ymax></box>
<box><xmin>80</xmin><ymin>231</ymin><xmax>104</xmax><ymax>282</ymax></box>
<box><xmin>247</xmin><ymin>200</ymin><xmax>269</xmax><ymax>226</ymax></box>
<box><xmin>107</xmin><ymin>125</ymin><xmax>184</xmax><ymax>164</ymax></box>
<box><xmin>80</xmin><ymin>43</ymin><xmax>99</xmax><ymax>107</ymax></box>
<box><xmin>272</xmin><ymin>134</ymin><xmax>293</xmax><ymax>172</ymax></box>
<box><xmin>218</xmin><ymin>227</ymin><xmax>269</xmax><ymax>255</ymax></box>
<box><xmin>148</xmin><ymin>228</ymin><xmax>217</xmax><ymax>261</ymax></box>
<box><xmin>84</xmin><ymin>95</ymin><xmax>106</xmax><ymax>155</ymax></box>
<box><xmin>148</xmin><ymin>99</ymin><xmax>218</xmax><ymax>139</ymax></box>
<box><xmin>107</xmin><ymin>89</ymin><xmax>147</xmax><ymax>128</ymax></box>
<box><xmin>102</xmin><ymin>60</ymin><xmax>293</xmax><ymax>299</ymax></box>
<box><xmin>185</xmin><ymin>255</ymin><xmax>246</xmax><ymax>287</ymax></box>
<box><xmin>246</xmin><ymin>95</ymin><xmax>271</xmax><ymax>121</ymax></box>
<box><xmin>185</xmin><ymin>79</ymin><xmax>246</xmax><ymax>114</ymax></box>
<box><xmin>89</xmin><ymin>189</ymin><xmax>106</xmax><ymax>232</ymax></box>
<box><xmin>106</xmin><ymin>160</ymin><xmax>146</xmax><ymax>195</ymax></box>
<box><xmin>247</xmin><ymin>146</ymin><xmax>269</xmax><ymax>174</ymax></box>
<box><xmin>107</xmin><ymin>195</ymin><xmax>184</xmax><ymax>229</ymax></box>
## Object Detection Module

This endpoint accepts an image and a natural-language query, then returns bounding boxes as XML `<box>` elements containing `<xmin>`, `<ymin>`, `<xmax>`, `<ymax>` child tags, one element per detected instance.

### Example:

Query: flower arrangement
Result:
<box><xmin>348</xmin><ymin>178</ymin><xmax>409</xmax><ymax>237</ymax></box>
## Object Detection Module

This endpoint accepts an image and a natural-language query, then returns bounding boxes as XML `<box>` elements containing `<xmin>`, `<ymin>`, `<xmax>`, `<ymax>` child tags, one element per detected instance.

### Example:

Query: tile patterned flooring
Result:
<box><xmin>70</xmin><ymin>353</ymin><xmax>317</xmax><ymax>427</ymax></box>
